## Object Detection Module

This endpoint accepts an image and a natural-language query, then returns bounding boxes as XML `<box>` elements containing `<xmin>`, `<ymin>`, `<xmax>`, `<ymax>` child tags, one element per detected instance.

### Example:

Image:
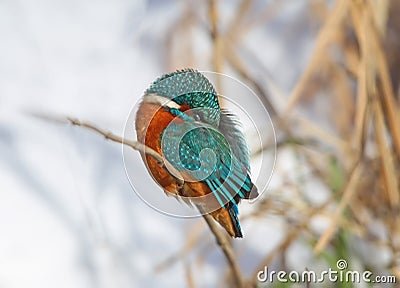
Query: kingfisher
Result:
<box><xmin>135</xmin><ymin>69</ymin><xmax>258</xmax><ymax>237</ymax></box>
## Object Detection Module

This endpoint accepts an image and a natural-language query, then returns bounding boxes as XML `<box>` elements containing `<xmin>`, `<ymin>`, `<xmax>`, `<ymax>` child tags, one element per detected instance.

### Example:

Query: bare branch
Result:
<box><xmin>66</xmin><ymin>117</ymin><xmax>184</xmax><ymax>186</ymax></box>
<box><xmin>197</xmin><ymin>205</ymin><xmax>244</xmax><ymax>288</ymax></box>
<box><xmin>65</xmin><ymin>116</ymin><xmax>244</xmax><ymax>288</ymax></box>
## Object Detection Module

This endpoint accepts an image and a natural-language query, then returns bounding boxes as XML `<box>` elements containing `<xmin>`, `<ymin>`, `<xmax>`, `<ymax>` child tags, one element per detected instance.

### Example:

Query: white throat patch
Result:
<box><xmin>143</xmin><ymin>93</ymin><xmax>181</xmax><ymax>109</ymax></box>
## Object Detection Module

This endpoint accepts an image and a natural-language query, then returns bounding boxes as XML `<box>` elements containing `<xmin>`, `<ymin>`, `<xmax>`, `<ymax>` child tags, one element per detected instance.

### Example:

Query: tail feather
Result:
<box><xmin>227</xmin><ymin>204</ymin><xmax>243</xmax><ymax>238</ymax></box>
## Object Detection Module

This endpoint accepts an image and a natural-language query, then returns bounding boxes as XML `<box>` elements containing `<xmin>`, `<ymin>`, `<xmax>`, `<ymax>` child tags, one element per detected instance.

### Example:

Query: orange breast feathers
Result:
<box><xmin>135</xmin><ymin>102</ymin><xmax>177</xmax><ymax>194</ymax></box>
<box><xmin>135</xmin><ymin>102</ymin><xmax>208</xmax><ymax>197</ymax></box>
<box><xmin>135</xmin><ymin>102</ymin><xmax>238</xmax><ymax>237</ymax></box>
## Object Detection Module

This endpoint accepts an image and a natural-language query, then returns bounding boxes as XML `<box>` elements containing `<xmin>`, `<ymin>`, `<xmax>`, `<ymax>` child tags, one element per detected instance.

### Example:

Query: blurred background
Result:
<box><xmin>1</xmin><ymin>0</ymin><xmax>400</xmax><ymax>287</ymax></box>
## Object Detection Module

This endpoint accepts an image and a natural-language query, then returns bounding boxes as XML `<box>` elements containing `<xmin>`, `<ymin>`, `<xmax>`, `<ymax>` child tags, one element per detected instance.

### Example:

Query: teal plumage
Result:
<box><xmin>146</xmin><ymin>69</ymin><xmax>220</xmax><ymax>126</ymax></box>
<box><xmin>143</xmin><ymin>69</ymin><xmax>258</xmax><ymax>237</ymax></box>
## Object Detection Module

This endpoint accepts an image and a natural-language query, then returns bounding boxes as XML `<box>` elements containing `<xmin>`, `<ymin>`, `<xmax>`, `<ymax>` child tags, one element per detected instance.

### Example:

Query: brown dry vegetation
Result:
<box><xmin>159</xmin><ymin>0</ymin><xmax>400</xmax><ymax>287</ymax></box>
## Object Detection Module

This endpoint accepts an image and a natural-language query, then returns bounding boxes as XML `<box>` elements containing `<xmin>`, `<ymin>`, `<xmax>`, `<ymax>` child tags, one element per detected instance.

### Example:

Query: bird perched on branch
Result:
<box><xmin>135</xmin><ymin>69</ymin><xmax>258</xmax><ymax>237</ymax></box>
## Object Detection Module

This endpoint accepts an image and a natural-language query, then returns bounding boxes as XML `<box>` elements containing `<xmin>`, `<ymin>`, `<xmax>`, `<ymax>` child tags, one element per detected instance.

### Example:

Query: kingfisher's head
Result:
<box><xmin>142</xmin><ymin>69</ymin><xmax>221</xmax><ymax>126</ymax></box>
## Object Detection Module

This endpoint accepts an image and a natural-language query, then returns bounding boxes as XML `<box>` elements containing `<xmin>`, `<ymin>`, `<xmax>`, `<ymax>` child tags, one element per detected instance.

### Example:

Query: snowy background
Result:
<box><xmin>0</xmin><ymin>1</ymin><xmax>334</xmax><ymax>287</ymax></box>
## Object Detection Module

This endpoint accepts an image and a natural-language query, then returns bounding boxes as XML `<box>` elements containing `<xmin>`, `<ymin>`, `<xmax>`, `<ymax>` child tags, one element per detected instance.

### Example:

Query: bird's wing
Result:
<box><xmin>161</xmin><ymin>120</ymin><xmax>257</xmax><ymax>208</ymax></box>
<box><xmin>218</xmin><ymin>109</ymin><xmax>251</xmax><ymax>171</ymax></box>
